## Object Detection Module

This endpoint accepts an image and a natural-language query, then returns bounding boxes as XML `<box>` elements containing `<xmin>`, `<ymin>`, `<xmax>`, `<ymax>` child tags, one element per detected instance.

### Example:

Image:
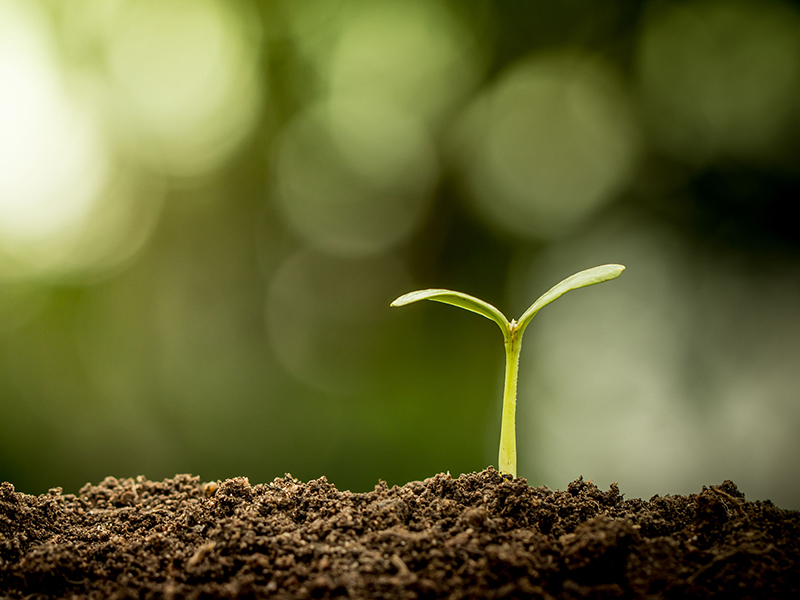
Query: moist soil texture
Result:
<box><xmin>1</xmin><ymin>468</ymin><xmax>798</xmax><ymax>599</ymax></box>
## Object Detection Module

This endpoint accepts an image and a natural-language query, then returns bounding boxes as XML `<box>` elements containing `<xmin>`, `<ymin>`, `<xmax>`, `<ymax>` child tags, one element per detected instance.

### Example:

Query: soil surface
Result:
<box><xmin>1</xmin><ymin>468</ymin><xmax>798</xmax><ymax>599</ymax></box>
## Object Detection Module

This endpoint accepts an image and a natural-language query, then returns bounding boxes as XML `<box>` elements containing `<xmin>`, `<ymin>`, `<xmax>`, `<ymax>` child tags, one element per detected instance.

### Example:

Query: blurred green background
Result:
<box><xmin>1</xmin><ymin>0</ymin><xmax>799</xmax><ymax>509</ymax></box>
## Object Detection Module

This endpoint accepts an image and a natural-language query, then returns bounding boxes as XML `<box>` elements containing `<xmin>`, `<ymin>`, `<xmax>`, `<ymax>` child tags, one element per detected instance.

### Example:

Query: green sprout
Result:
<box><xmin>391</xmin><ymin>264</ymin><xmax>625</xmax><ymax>478</ymax></box>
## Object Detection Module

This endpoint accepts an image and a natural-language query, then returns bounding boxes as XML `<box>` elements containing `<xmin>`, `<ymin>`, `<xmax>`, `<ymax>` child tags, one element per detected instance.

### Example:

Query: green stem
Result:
<box><xmin>498</xmin><ymin>320</ymin><xmax>522</xmax><ymax>477</ymax></box>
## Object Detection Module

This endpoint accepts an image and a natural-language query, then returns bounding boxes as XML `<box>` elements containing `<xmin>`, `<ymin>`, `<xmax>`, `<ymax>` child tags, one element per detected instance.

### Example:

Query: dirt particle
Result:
<box><xmin>187</xmin><ymin>541</ymin><xmax>216</xmax><ymax>569</ymax></box>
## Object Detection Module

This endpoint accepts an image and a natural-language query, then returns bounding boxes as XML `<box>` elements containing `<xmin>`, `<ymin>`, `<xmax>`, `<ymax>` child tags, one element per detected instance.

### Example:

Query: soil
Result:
<box><xmin>1</xmin><ymin>469</ymin><xmax>798</xmax><ymax>599</ymax></box>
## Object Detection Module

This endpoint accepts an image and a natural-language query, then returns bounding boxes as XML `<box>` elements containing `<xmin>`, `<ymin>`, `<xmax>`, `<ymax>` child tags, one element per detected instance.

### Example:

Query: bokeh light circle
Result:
<box><xmin>452</xmin><ymin>52</ymin><xmax>641</xmax><ymax>241</ymax></box>
<box><xmin>328</xmin><ymin>0</ymin><xmax>480</xmax><ymax>125</ymax></box>
<box><xmin>0</xmin><ymin>0</ymin><xmax>163</xmax><ymax>282</ymax></box>
<box><xmin>273</xmin><ymin>100</ymin><xmax>438</xmax><ymax>257</ymax></box>
<box><xmin>105</xmin><ymin>0</ymin><xmax>264</xmax><ymax>178</ymax></box>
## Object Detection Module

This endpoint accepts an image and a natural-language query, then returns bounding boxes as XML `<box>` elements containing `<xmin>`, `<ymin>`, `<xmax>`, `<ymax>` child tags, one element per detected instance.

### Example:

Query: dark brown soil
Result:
<box><xmin>1</xmin><ymin>469</ymin><xmax>798</xmax><ymax>599</ymax></box>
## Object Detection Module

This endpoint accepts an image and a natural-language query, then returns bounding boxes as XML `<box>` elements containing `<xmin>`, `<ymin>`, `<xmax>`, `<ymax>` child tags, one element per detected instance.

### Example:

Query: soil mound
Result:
<box><xmin>1</xmin><ymin>468</ymin><xmax>797</xmax><ymax>598</ymax></box>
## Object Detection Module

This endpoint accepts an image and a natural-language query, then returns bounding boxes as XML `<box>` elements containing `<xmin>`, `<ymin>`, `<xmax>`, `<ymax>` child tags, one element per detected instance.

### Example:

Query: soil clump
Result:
<box><xmin>1</xmin><ymin>468</ymin><xmax>798</xmax><ymax>599</ymax></box>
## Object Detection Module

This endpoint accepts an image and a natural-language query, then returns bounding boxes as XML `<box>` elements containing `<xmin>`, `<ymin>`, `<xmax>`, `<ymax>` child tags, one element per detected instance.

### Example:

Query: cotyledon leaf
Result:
<box><xmin>390</xmin><ymin>289</ymin><xmax>511</xmax><ymax>335</ymax></box>
<box><xmin>516</xmin><ymin>264</ymin><xmax>625</xmax><ymax>335</ymax></box>
<box><xmin>390</xmin><ymin>264</ymin><xmax>625</xmax><ymax>478</ymax></box>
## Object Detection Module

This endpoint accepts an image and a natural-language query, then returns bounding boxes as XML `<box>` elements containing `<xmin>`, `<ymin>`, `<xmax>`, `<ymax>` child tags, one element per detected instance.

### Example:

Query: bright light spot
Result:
<box><xmin>273</xmin><ymin>1</ymin><xmax>476</xmax><ymax>255</ymax></box>
<box><xmin>0</xmin><ymin>0</ymin><xmax>110</xmax><ymax>276</ymax></box>
<box><xmin>328</xmin><ymin>0</ymin><xmax>480</xmax><ymax>124</ymax></box>
<box><xmin>106</xmin><ymin>0</ymin><xmax>263</xmax><ymax>178</ymax></box>
<box><xmin>273</xmin><ymin>100</ymin><xmax>437</xmax><ymax>257</ymax></box>
<box><xmin>452</xmin><ymin>52</ymin><xmax>641</xmax><ymax>241</ymax></box>
<box><xmin>637</xmin><ymin>0</ymin><xmax>800</xmax><ymax>164</ymax></box>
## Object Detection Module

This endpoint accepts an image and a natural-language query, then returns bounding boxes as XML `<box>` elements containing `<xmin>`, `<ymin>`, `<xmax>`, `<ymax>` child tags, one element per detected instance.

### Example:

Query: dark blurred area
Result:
<box><xmin>1</xmin><ymin>0</ymin><xmax>799</xmax><ymax>508</ymax></box>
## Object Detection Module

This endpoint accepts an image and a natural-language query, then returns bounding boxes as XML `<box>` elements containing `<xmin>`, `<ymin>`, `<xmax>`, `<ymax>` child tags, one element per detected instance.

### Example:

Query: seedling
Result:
<box><xmin>391</xmin><ymin>264</ymin><xmax>625</xmax><ymax>478</ymax></box>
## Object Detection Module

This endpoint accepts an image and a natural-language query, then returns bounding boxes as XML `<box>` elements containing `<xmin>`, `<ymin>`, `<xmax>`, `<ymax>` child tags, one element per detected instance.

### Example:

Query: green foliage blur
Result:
<box><xmin>1</xmin><ymin>0</ymin><xmax>799</xmax><ymax>508</ymax></box>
